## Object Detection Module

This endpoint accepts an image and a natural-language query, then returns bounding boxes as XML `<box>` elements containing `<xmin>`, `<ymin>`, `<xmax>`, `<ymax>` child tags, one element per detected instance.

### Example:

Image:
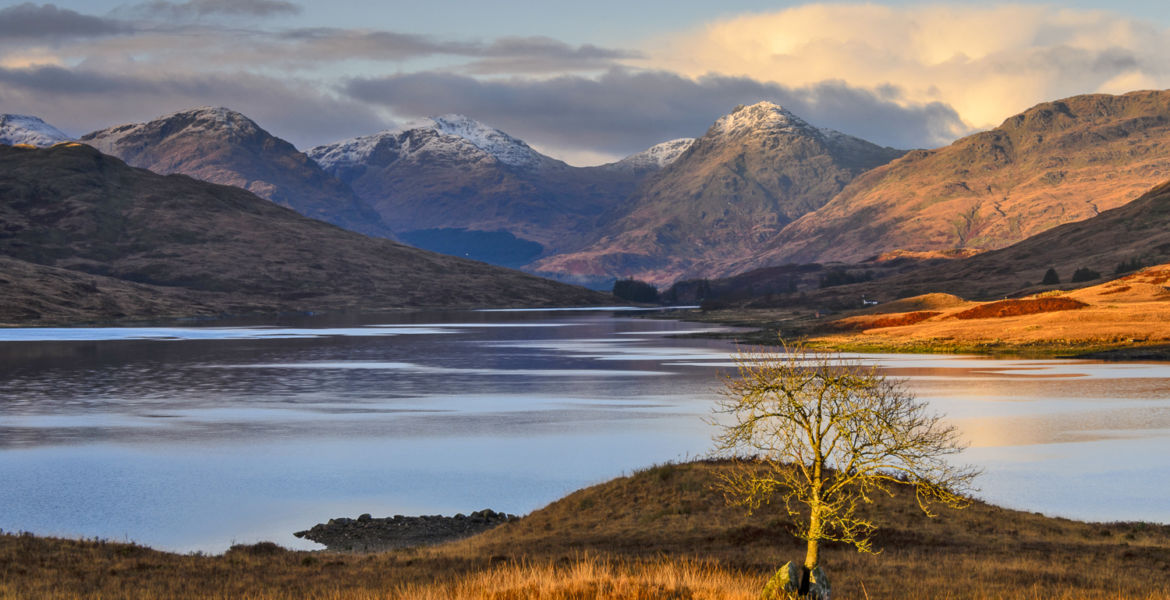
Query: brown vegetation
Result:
<box><xmin>807</xmin><ymin>265</ymin><xmax>1170</xmax><ymax>354</ymax></box>
<box><xmin>3</xmin><ymin>461</ymin><xmax>1169</xmax><ymax>599</ymax></box>
<box><xmin>949</xmin><ymin>297</ymin><xmax>1088</xmax><ymax>320</ymax></box>
<box><xmin>832</xmin><ymin>310</ymin><xmax>942</xmax><ymax>331</ymax></box>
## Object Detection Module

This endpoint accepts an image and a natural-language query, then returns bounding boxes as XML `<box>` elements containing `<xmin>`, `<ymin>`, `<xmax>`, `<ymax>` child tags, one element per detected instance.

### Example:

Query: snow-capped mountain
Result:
<box><xmin>307</xmin><ymin>116</ymin><xmax>661</xmax><ymax>268</ymax></box>
<box><xmin>310</xmin><ymin>114</ymin><xmax>561</xmax><ymax>175</ymax></box>
<box><xmin>81</xmin><ymin>107</ymin><xmax>389</xmax><ymax>237</ymax></box>
<box><xmin>532</xmin><ymin>101</ymin><xmax>907</xmax><ymax>286</ymax></box>
<box><xmin>0</xmin><ymin>114</ymin><xmax>71</xmax><ymax>147</ymax></box>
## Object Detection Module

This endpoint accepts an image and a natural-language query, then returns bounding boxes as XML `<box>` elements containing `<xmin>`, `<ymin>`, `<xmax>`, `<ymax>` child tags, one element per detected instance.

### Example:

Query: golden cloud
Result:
<box><xmin>643</xmin><ymin>3</ymin><xmax>1170</xmax><ymax>132</ymax></box>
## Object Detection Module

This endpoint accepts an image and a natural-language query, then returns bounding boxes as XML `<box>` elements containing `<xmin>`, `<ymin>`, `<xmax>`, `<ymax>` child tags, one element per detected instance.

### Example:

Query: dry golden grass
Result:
<box><xmin>815</xmin><ymin>265</ymin><xmax>1170</xmax><ymax>354</ymax></box>
<box><xmin>4</xmin><ymin>461</ymin><xmax>1169</xmax><ymax>599</ymax></box>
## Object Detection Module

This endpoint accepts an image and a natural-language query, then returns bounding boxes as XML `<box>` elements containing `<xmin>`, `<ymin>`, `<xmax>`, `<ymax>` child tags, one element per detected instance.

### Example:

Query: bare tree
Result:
<box><xmin>712</xmin><ymin>344</ymin><xmax>979</xmax><ymax>573</ymax></box>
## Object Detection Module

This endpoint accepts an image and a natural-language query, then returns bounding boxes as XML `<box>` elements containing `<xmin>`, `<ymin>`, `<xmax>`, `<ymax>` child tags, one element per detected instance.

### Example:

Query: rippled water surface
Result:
<box><xmin>2</xmin><ymin>310</ymin><xmax>1168</xmax><ymax>552</ymax></box>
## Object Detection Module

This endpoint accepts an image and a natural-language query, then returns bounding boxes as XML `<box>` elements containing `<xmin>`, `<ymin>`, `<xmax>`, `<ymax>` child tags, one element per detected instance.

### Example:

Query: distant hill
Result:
<box><xmin>748</xmin><ymin>90</ymin><xmax>1170</xmax><ymax>267</ymax></box>
<box><xmin>0</xmin><ymin>144</ymin><xmax>609</xmax><ymax>324</ymax></box>
<box><xmin>309</xmin><ymin>116</ymin><xmax>690</xmax><ymax>269</ymax></box>
<box><xmin>686</xmin><ymin>177</ymin><xmax>1170</xmax><ymax>309</ymax></box>
<box><xmin>80</xmin><ymin>107</ymin><xmax>390</xmax><ymax>237</ymax></box>
<box><xmin>0</xmin><ymin>114</ymin><xmax>70</xmax><ymax>147</ymax></box>
<box><xmin>532</xmin><ymin>102</ymin><xmax>906</xmax><ymax>286</ymax></box>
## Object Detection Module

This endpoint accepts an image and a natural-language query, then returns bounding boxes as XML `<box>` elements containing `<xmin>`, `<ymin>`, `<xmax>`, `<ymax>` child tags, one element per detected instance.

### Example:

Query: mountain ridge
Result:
<box><xmin>745</xmin><ymin>90</ymin><xmax>1170</xmax><ymax>268</ymax></box>
<box><xmin>80</xmin><ymin>107</ymin><xmax>391</xmax><ymax>238</ymax></box>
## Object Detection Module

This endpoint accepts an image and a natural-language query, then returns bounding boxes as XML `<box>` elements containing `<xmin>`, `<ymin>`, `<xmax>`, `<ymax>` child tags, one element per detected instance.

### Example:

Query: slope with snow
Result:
<box><xmin>0</xmin><ymin>114</ymin><xmax>71</xmax><ymax>147</ymax></box>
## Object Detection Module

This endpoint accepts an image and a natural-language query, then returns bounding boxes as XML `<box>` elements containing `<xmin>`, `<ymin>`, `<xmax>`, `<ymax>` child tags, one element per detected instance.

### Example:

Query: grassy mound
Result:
<box><xmin>2</xmin><ymin>460</ymin><xmax>1168</xmax><ymax>599</ymax></box>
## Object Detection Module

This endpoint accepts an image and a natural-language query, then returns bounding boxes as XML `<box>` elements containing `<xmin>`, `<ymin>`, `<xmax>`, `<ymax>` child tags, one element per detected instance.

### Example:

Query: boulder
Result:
<box><xmin>759</xmin><ymin>561</ymin><xmax>800</xmax><ymax>599</ymax></box>
<box><xmin>808</xmin><ymin>566</ymin><xmax>830</xmax><ymax>600</ymax></box>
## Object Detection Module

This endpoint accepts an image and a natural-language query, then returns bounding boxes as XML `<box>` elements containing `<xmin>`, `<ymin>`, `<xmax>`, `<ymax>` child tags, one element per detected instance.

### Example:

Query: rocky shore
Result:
<box><xmin>294</xmin><ymin>509</ymin><xmax>519</xmax><ymax>552</ymax></box>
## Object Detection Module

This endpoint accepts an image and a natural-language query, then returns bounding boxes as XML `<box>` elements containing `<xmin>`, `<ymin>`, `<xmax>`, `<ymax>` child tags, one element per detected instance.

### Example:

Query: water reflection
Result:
<box><xmin>1</xmin><ymin>310</ymin><xmax>1168</xmax><ymax>552</ymax></box>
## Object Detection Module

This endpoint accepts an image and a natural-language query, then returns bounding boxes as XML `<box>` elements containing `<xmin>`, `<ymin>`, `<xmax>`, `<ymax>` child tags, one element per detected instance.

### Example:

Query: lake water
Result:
<box><xmin>1</xmin><ymin>309</ymin><xmax>1168</xmax><ymax>553</ymax></box>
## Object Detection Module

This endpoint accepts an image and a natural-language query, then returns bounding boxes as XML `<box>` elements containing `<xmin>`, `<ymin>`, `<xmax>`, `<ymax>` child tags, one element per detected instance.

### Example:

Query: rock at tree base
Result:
<box><xmin>808</xmin><ymin>566</ymin><xmax>830</xmax><ymax>600</ymax></box>
<box><xmin>760</xmin><ymin>561</ymin><xmax>800</xmax><ymax>599</ymax></box>
<box><xmin>759</xmin><ymin>562</ymin><xmax>830</xmax><ymax>600</ymax></box>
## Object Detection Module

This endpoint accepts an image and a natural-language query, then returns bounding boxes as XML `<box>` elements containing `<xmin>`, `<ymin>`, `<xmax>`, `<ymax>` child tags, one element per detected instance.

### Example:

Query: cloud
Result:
<box><xmin>0</xmin><ymin>3</ymin><xmax>128</xmax><ymax>39</ymax></box>
<box><xmin>0</xmin><ymin>64</ymin><xmax>387</xmax><ymax>148</ymax></box>
<box><xmin>644</xmin><ymin>3</ymin><xmax>1170</xmax><ymax>130</ymax></box>
<box><xmin>275</xmin><ymin>29</ymin><xmax>637</xmax><ymax>71</ymax></box>
<box><xmin>344</xmin><ymin>68</ymin><xmax>966</xmax><ymax>159</ymax></box>
<box><xmin>131</xmin><ymin>0</ymin><xmax>301</xmax><ymax>19</ymax></box>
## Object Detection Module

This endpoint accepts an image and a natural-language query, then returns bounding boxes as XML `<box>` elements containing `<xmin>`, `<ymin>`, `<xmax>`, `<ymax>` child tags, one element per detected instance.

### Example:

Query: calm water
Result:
<box><xmin>1</xmin><ymin>309</ymin><xmax>1168</xmax><ymax>552</ymax></box>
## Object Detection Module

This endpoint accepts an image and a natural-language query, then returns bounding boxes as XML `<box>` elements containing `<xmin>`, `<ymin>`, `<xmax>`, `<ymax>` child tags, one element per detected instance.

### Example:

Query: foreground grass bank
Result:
<box><xmin>4</xmin><ymin>461</ymin><xmax>1169</xmax><ymax>599</ymax></box>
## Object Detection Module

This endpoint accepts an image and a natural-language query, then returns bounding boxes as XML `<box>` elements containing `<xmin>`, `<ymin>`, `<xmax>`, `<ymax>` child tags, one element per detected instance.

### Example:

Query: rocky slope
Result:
<box><xmin>748</xmin><ymin>90</ymin><xmax>1170</xmax><ymax>266</ymax></box>
<box><xmin>0</xmin><ymin>114</ymin><xmax>70</xmax><ymax>147</ymax></box>
<box><xmin>80</xmin><ymin>107</ymin><xmax>389</xmax><ymax>237</ymax></box>
<box><xmin>309</xmin><ymin>116</ymin><xmax>686</xmax><ymax>266</ymax></box>
<box><xmin>531</xmin><ymin>102</ymin><xmax>906</xmax><ymax>286</ymax></box>
<box><xmin>693</xmin><ymin>177</ymin><xmax>1170</xmax><ymax>309</ymax></box>
<box><xmin>0</xmin><ymin>144</ymin><xmax>609</xmax><ymax>324</ymax></box>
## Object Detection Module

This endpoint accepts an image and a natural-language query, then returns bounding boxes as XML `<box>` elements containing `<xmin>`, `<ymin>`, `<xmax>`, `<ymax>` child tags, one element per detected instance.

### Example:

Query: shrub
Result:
<box><xmin>1115</xmin><ymin>257</ymin><xmax>1146</xmax><ymax>275</ymax></box>
<box><xmin>819</xmin><ymin>268</ymin><xmax>873</xmax><ymax>288</ymax></box>
<box><xmin>1041</xmin><ymin>267</ymin><xmax>1060</xmax><ymax>285</ymax></box>
<box><xmin>1071</xmin><ymin>267</ymin><xmax>1101</xmax><ymax>283</ymax></box>
<box><xmin>612</xmin><ymin>278</ymin><xmax>659</xmax><ymax>303</ymax></box>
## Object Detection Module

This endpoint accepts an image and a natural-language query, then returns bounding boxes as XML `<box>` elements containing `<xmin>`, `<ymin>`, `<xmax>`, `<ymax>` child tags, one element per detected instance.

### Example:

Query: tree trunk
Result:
<box><xmin>804</xmin><ymin>536</ymin><xmax>819</xmax><ymax>570</ymax></box>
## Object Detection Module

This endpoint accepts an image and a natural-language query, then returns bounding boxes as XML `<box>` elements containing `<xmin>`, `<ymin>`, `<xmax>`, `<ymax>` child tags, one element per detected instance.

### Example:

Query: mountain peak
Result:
<box><xmin>421</xmin><ymin>114</ymin><xmax>547</xmax><ymax>169</ymax></box>
<box><xmin>0</xmin><ymin>114</ymin><xmax>71</xmax><ymax>147</ymax></box>
<box><xmin>713</xmin><ymin>101</ymin><xmax>816</xmax><ymax>137</ymax></box>
<box><xmin>312</xmin><ymin>115</ymin><xmax>554</xmax><ymax>171</ymax></box>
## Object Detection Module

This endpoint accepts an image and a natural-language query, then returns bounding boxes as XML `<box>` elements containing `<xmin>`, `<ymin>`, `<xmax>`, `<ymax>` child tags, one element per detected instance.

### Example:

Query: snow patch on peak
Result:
<box><xmin>307</xmin><ymin>132</ymin><xmax>390</xmax><ymax>171</ymax></box>
<box><xmin>609</xmin><ymin>138</ymin><xmax>695</xmax><ymax>172</ymax></box>
<box><xmin>310</xmin><ymin>115</ymin><xmax>554</xmax><ymax>172</ymax></box>
<box><xmin>713</xmin><ymin>101</ymin><xmax>819</xmax><ymax>138</ymax></box>
<box><xmin>0</xmin><ymin>114</ymin><xmax>71</xmax><ymax>147</ymax></box>
<box><xmin>424</xmin><ymin>114</ymin><xmax>546</xmax><ymax>169</ymax></box>
<box><xmin>82</xmin><ymin>106</ymin><xmax>263</xmax><ymax>151</ymax></box>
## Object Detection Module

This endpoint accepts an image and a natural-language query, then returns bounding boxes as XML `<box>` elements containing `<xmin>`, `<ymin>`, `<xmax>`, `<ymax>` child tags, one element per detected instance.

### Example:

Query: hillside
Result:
<box><xmin>80</xmin><ymin>107</ymin><xmax>390</xmax><ymax>237</ymax></box>
<box><xmin>3</xmin><ymin>460</ymin><xmax>1168</xmax><ymax>599</ymax></box>
<box><xmin>0</xmin><ymin>144</ymin><xmax>609</xmax><ymax>324</ymax></box>
<box><xmin>309</xmin><ymin>116</ymin><xmax>685</xmax><ymax>267</ymax></box>
<box><xmin>748</xmin><ymin>90</ymin><xmax>1170</xmax><ymax>266</ymax></box>
<box><xmin>814</xmin><ymin>264</ymin><xmax>1170</xmax><ymax>354</ymax></box>
<box><xmin>532</xmin><ymin>102</ymin><xmax>905</xmax><ymax>286</ymax></box>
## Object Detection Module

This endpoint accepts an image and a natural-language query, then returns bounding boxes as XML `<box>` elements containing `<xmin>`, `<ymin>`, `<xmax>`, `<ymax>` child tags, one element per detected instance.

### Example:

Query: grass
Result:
<box><xmin>3</xmin><ymin>460</ymin><xmax>1169</xmax><ymax>599</ymax></box>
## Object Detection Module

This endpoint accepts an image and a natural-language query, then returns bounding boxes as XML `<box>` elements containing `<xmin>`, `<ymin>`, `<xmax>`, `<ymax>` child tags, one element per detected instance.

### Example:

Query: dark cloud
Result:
<box><xmin>343</xmin><ymin>68</ymin><xmax>966</xmax><ymax>154</ymax></box>
<box><xmin>276</xmin><ymin>29</ymin><xmax>636</xmax><ymax>70</ymax></box>
<box><xmin>133</xmin><ymin>0</ymin><xmax>301</xmax><ymax>19</ymax></box>
<box><xmin>465</xmin><ymin>37</ymin><xmax>642</xmax><ymax>74</ymax></box>
<box><xmin>0</xmin><ymin>65</ymin><xmax>387</xmax><ymax>149</ymax></box>
<box><xmin>0</xmin><ymin>3</ymin><xmax>128</xmax><ymax>39</ymax></box>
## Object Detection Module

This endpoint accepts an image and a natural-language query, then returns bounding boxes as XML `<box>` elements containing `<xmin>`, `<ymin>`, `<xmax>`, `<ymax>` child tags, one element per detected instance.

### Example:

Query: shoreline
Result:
<box><xmin>660</xmin><ymin>308</ymin><xmax>1170</xmax><ymax>360</ymax></box>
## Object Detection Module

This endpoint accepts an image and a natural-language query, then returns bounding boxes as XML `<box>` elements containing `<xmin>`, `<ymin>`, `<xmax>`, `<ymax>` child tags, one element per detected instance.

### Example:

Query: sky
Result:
<box><xmin>1</xmin><ymin>1</ymin><xmax>1169</xmax><ymax>165</ymax></box>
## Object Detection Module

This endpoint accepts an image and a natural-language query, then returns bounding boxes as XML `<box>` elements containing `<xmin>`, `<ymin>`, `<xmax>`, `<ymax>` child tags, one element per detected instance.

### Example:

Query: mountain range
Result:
<box><xmin>7</xmin><ymin>88</ymin><xmax>1170</xmax><ymax>320</ymax></box>
<box><xmin>308</xmin><ymin>116</ymin><xmax>692</xmax><ymax>269</ymax></box>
